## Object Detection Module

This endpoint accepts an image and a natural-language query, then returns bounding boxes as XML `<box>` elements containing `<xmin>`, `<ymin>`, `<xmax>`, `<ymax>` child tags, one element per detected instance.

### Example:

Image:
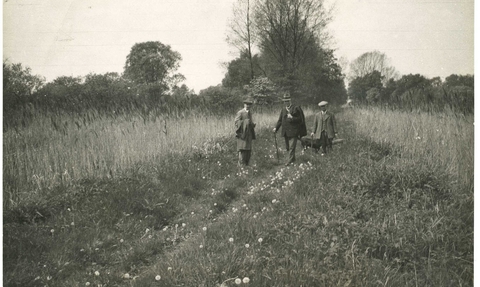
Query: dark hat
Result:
<box><xmin>318</xmin><ymin>101</ymin><xmax>328</xmax><ymax>107</ymax></box>
<box><xmin>243</xmin><ymin>97</ymin><xmax>254</xmax><ymax>104</ymax></box>
<box><xmin>281</xmin><ymin>93</ymin><xmax>291</xmax><ymax>101</ymax></box>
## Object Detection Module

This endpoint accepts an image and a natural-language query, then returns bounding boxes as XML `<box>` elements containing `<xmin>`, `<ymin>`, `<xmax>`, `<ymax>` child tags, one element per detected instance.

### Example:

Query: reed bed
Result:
<box><xmin>342</xmin><ymin>107</ymin><xmax>474</xmax><ymax>192</ymax></box>
<box><xmin>3</xmin><ymin>107</ymin><xmax>310</xmax><ymax>208</ymax></box>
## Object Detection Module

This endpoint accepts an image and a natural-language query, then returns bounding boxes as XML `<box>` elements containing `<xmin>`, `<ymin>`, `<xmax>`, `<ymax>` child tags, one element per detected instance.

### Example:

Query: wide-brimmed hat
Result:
<box><xmin>243</xmin><ymin>97</ymin><xmax>254</xmax><ymax>104</ymax></box>
<box><xmin>281</xmin><ymin>93</ymin><xmax>292</xmax><ymax>102</ymax></box>
<box><xmin>318</xmin><ymin>101</ymin><xmax>328</xmax><ymax>107</ymax></box>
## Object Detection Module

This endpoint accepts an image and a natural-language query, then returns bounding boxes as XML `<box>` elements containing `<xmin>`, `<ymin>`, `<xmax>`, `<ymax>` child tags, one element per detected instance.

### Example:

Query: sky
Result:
<box><xmin>3</xmin><ymin>0</ymin><xmax>475</xmax><ymax>93</ymax></box>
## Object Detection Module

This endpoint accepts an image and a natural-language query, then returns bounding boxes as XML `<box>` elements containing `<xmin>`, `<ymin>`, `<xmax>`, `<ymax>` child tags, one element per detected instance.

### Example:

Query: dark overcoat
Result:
<box><xmin>235</xmin><ymin>109</ymin><xmax>256</xmax><ymax>150</ymax></box>
<box><xmin>275</xmin><ymin>105</ymin><xmax>306</xmax><ymax>138</ymax></box>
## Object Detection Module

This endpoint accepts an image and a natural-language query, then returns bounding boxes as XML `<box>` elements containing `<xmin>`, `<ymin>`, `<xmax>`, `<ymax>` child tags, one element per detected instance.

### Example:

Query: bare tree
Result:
<box><xmin>348</xmin><ymin>50</ymin><xmax>400</xmax><ymax>85</ymax></box>
<box><xmin>226</xmin><ymin>0</ymin><xmax>257</xmax><ymax>80</ymax></box>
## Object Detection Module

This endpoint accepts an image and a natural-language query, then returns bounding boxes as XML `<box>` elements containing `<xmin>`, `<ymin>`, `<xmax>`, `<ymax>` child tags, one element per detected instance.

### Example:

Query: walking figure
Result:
<box><xmin>273</xmin><ymin>92</ymin><xmax>307</xmax><ymax>166</ymax></box>
<box><xmin>311</xmin><ymin>101</ymin><xmax>337</xmax><ymax>155</ymax></box>
<box><xmin>235</xmin><ymin>96</ymin><xmax>256</xmax><ymax>166</ymax></box>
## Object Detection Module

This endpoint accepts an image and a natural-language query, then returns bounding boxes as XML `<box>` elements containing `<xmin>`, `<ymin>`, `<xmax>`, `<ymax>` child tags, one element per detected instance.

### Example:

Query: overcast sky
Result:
<box><xmin>3</xmin><ymin>0</ymin><xmax>474</xmax><ymax>93</ymax></box>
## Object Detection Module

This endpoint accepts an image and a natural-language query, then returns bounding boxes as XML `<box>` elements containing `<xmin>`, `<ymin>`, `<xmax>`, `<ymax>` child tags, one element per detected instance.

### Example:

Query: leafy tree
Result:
<box><xmin>349</xmin><ymin>51</ymin><xmax>399</xmax><ymax>85</ymax></box>
<box><xmin>249</xmin><ymin>76</ymin><xmax>278</xmax><ymax>105</ymax></box>
<box><xmin>366</xmin><ymin>87</ymin><xmax>381</xmax><ymax>103</ymax></box>
<box><xmin>253</xmin><ymin>0</ymin><xmax>332</xmax><ymax>94</ymax></box>
<box><xmin>296</xmin><ymin>48</ymin><xmax>347</xmax><ymax>105</ymax></box>
<box><xmin>347</xmin><ymin>70</ymin><xmax>383</xmax><ymax>103</ymax></box>
<box><xmin>392</xmin><ymin>74</ymin><xmax>431</xmax><ymax>99</ymax></box>
<box><xmin>82</xmin><ymin>72</ymin><xmax>134</xmax><ymax>111</ymax></box>
<box><xmin>198</xmin><ymin>85</ymin><xmax>242</xmax><ymax>112</ymax></box>
<box><xmin>35</xmin><ymin>76</ymin><xmax>84</xmax><ymax>111</ymax></box>
<box><xmin>123</xmin><ymin>41</ymin><xmax>185</xmax><ymax>97</ymax></box>
<box><xmin>222</xmin><ymin>53</ymin><xmax>264</xmax><ymax>89</ymax></box>
<box><xmin>444</xmin><ymin>74</ymin><xmax>474</xmax><ymax>88</ymax></box>
<box><xmin>3</xmin><ymin>62</ymin><xmax>45</xmax><ymax>110</ymax></box>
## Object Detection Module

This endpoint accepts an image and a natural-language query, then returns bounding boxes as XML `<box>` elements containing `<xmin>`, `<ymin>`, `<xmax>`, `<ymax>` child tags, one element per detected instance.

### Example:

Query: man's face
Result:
<box><xmin>320</xmin><ymin>105</ymin><xmax>327</xmax><ymax>111</ymax></box>
<box><xmin>284</xmin><ymin>100</ymin><xmax>291</xmax><ymax>107</ymax></box>
<box><xmin>244</xmin><ymin>103</ymin><xmax>252</xmax><ymax>111</ymax></box>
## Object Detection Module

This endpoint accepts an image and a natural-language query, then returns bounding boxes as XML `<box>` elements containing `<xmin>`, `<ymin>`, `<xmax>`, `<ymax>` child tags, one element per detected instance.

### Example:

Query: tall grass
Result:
<box><xmin>341</xmin><ymin>107</ymin><xmax>474</xmax><ymax>192</ymax></box>
<box><xmin>3</xmin><ymin>106</ymin><xmax>472</xmax><ymax>286</ymax></box>
<box><xmin>3</xmin><ymin>106</ymin><xmax>312</xmax><ymax>208</ymax></box>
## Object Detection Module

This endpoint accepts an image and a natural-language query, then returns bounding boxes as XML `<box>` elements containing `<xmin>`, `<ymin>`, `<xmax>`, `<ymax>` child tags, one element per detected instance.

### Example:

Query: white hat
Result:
<box><xmin>318</xmin><ymin>101</ymin><xmax>328</xmax><ymax>107</ymax></box>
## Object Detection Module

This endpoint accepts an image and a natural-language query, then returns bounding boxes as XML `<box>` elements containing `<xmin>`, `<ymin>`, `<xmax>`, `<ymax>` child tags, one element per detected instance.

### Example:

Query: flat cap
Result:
<box><xmin>318</xmin><ymin>101</ymin><xmax>328</xmax><ymax>107</ymax></box>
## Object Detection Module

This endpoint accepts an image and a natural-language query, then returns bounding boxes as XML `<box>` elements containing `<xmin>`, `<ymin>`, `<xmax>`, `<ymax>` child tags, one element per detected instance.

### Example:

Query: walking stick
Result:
<box><xmin>274</xmin><ymin>132</ymin><xmax>279</xmax><ymax>163</ymax></box>
<box><xmin>311</xmin><ymin>134</ymin><xmax>315</xmax><ymax>154</ymax></box>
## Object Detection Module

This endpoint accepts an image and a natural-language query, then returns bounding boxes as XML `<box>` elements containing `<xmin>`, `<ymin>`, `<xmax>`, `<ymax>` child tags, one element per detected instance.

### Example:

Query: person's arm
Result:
<box><xmin>235</xmin><ymin>111</ymin><xmax>243</xmax><ymax>129</ymax></box>
<box><xmin>332</xmin><ymin>114</ymin><xmax>337</xmax><ymax>136</ymax></box>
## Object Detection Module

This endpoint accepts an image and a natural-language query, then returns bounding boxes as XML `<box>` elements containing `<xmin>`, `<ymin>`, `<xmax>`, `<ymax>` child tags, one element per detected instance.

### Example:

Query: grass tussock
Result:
<box><xmin>3</xmin><ymin>107</ymin><xmax>472</xmax><ymax>286</ymax></box>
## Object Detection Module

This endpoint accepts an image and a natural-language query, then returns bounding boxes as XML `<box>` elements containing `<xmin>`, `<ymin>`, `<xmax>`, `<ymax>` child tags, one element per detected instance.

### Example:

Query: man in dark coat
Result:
<box><xmin>235</xmin><ymin>96</ymin><xmax>256</xmax><ymax>166</ymax></box>
<box><xmin>273</xmin><ymin>92</ymin><xmax>307</xmax><ymax>165</ymax></box>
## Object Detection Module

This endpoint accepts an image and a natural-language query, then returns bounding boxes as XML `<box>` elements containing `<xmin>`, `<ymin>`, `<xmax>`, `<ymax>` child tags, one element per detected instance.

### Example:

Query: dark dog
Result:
<box><xmin>300</xmin><ymin>136</ymin><xmax>344</xmax><ymax>152</ymax></box>
<box><xmin>300</xmin><ymin>136</ymin><xmax>321</xmax><ymax>152</ymax></box>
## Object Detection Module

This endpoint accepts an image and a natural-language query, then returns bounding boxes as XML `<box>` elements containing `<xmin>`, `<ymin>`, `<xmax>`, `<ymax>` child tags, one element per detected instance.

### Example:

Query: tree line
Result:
<box><xmin>3</xmin><ymin>0</ymin><xmax>473</xmax><ymax>130</ymax></box>
<box><xmin>344</xmin><ymin>51</ymin><xmax>474</xmax><ymax>114</ymax></box>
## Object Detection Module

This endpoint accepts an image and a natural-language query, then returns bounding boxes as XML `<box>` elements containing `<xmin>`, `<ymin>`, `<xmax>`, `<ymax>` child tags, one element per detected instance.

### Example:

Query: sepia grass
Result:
<box><xmin>3</xmin><ymin>106</ymin><xmax>472</xmax><ymax>286</ymax></box>
<box><xmin>3</xmin><ymin>107</ymin><xmax>286</xmax><ymax>209</ymax></box>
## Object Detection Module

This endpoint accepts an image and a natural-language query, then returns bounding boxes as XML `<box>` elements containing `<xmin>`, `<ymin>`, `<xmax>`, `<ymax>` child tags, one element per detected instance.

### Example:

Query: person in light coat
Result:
<box><xmin>235</xmin><ymin>96</ymin><xmax>256</xmax><ymax>166</ymax></box>
<box><xmin>311</xmin><ymin>101</ymin><xmax>337</xmax><ymax>155</ymax></box>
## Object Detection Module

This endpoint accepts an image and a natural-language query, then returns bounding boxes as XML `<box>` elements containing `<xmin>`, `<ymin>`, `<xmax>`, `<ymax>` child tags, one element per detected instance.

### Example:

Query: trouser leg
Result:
<box><xmin>287</xmin><ymin>137</ymin><xmax>297</xmax><ymax>164</ymax></box>
<box><xmin>244</xmin><ymin>150</ymin><xmax>251</xmax><ymax>165</ymax></box>
<box><xmin>320</xmin><ymin>131</ymin><xmax>328</xmax><ymax>154</ymax></box>
<box><xmin>238</xmin><ymin>150</ymin><xmax>251</xmax><ymax>166</ymax></box>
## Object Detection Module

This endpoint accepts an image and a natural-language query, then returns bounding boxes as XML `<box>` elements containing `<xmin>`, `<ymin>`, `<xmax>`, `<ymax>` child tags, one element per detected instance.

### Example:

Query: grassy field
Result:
<box><xmin>3</xmin><ymin>106</ymin><xmax>473</xmax><ymax>286</ymax></box>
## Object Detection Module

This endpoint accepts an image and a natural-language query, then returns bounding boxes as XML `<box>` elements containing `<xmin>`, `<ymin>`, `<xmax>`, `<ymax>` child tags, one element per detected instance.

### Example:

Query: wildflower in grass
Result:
<box><xmin>86</xmin><ymin>282</ymin><xmax>91</xmax><ymax>286</ymax></box>
<box><xmin>168</xmin><ymin>267</ymin><xmax>173</xmax><ymax>271</ymax></box>
<box><xmin>47</xmin><ymin>276</ymin><xmax>52</xmax><ymax>280</ymax></box>
<box><xmin>120</xmin><ymin>239</ymin><xmax>124</xmax><ymax>243</ymax></box>
<box><xmin>243</xmin><ymin>277</ymin><xmax>250</xmax><ymax>283</ymax></box>
<box><xmin>272</xmin><ymin>199</ymin><xmax>277</xmax><ymax>204</ymax></box>
<box><xmin>229</xmin><ymin>237</ymin><xmax>234</xmax><ymax>243</ymax></box>
<box><xmin>94</xmin><ymin>271</ymin><xmax>100</xmax><ymax>276</ymax></box>
<box><xmin>253</xmin><ymin>215</ymin><xmax>257</xmax><ymax>219</ymax></box>
<box><xmin>182</xmin><ymin>223</ymin><xmax>186</xmax><ymax>227</ymax></box>
<box><xmin>202</xmin><ymin>227</ymin><xmax>207</xmax><ymax>231</ymax></box>
<box><xmin>123</xmin><ymin>273</ymin><xmax>130</xmax><ymax>279</ymax></box>
<box><xmin>148</xmin><ymin>235</ymin><xmax>153</xmax><ymax>239</ymax></box>
<box><xmin>80</xmin><ymin>249</ymin><xmax>85</xmax><ymax>252</ymax></box>
<box><xmin>163</xmin><ymin>226</ymin><xmax>168</xmax><ymax>231</ymax></box>
<box><xmin>258</xmin><ymin>238</ymin><xmax>263</xmax><ymax>243</ymax></box>
<box><xmin>209</xmin><ymin>210</ymin><xmax>213</xmax><ymax>213</ymax></box>
<box><xmin>235</xmin><ymin>278</ymin><xmax>242</xmax><ymax>284</ymax></box>
<box><xmin>50</xmin><ymin>229</ymin><xmax>55</xmax><ymax>234</ymax></box>
<box><xmin>214</xmin><ymin>203</ymin><xmax>217</xmax><ymax>206</ymax></box>
<box><xmin>191</xmin><ymin>212</ymin><xmax>195</xmax><ymax>215</ymax></box>
<box><xmin>155</xmin><ymin>275</ymin><xmax>161</xmax><ymax>281</ymax></box>
<box><xmin>245</xmin><ymin>244</ymin><xmax>250</xmax><ymax>248</ymax></box>
<box><xmin>200</xmin><ymin>245</ymin><xmax>204</xmax><ymax>249</ymax></box>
